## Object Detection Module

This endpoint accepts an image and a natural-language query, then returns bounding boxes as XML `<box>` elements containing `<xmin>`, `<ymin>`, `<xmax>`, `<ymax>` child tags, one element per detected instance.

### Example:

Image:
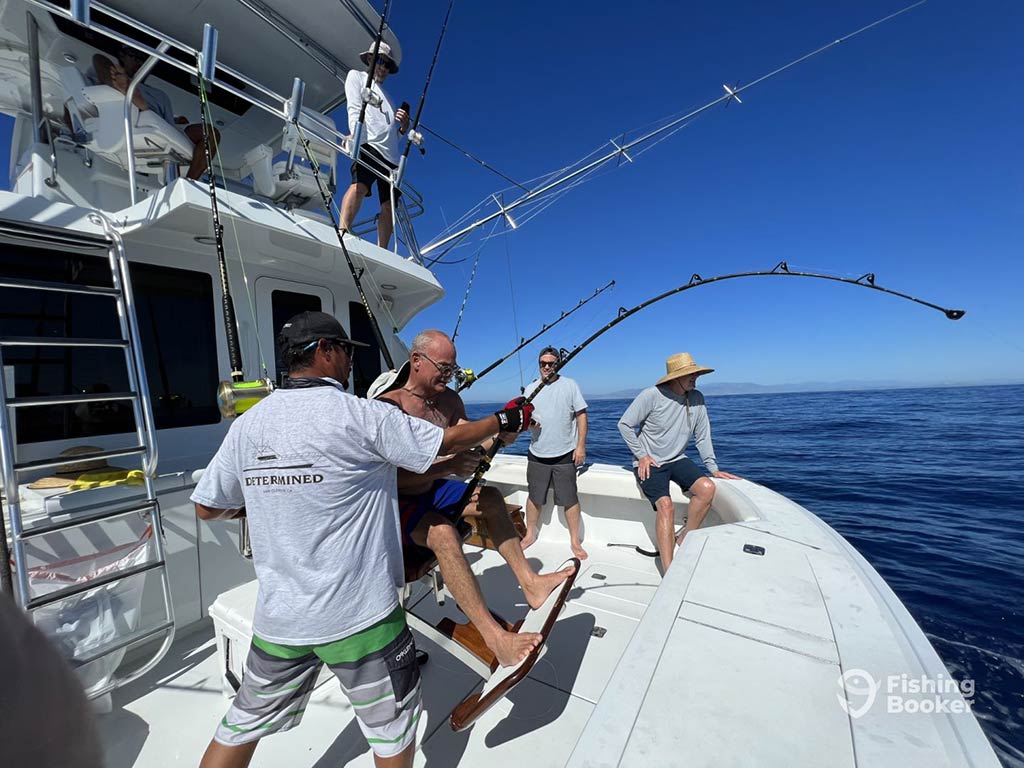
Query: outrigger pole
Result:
<box><xmin>422</xmin><ymin>0</ymin><xmax>929</xmax><ymax>257</ymax></box>
<box><xmin>455</xmin><ymin>280</ymin><xmax>615</xmax><ymax>391</ymax></box>
<box><xmin>457</xmin><ymin>262</ymin><xmax>963</xmax><ymax>506</ymax></box>
<box><xmin>394</xmin><ymin>0</ymin><xmax>456</xmax><ymax>190</ymax></box>
<box><xmin>349</xmin><ymin>0</ymin><xmax>393</xmax><ymax>163</ymax></box>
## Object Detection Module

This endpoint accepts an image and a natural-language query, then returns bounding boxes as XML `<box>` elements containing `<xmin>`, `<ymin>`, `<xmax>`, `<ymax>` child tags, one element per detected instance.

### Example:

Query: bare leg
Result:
<box><xmin>521</xmin><ymin>497</ymin><xmax>541</xmax><ymax>550</ymax></box>
<box><xmin>373</xmin><ymin>740</ymin><xmax>415</xmax><ymax>768</ymax></box>
<box><xmin>199</xmin><ymin>739</ymin><xmax>258</xmax><ymax>768</ymax></box>
<box><xmin>675</xmin><ymin>477</ymin><xmax>715</xmax><ymax>547</ymax></box>
<box><xmin>339</xmin><ymin>182</ymin><xmax>368</xmax><ymax>233</ymax></box>
<box><xmin>563</xmin><ymin>503</ymin><xmax>588</xmax><ymax>560</ymax></box>
<box><xmin>185</xmin><ymin>124</ymin><xmax>219</xmax><ymax>180</ymax></box>
<box><xmin>654</xmin><ymin>496</ymin><xmax>676</xmax><ymax>572</ymax></box>
<box><xmin>378</xmin><ymin>198</ymin><xmax>394</xmax><ymax>248</ymax></box>
<box><xmin>415</xmin><ymin>513</ymin><xmax>540</xmax><ymax>667</ymax></box>
<box><xmin>469</xmin><ymin>487</ymin><xmax>574</xmax><ymax>610</ymax></box>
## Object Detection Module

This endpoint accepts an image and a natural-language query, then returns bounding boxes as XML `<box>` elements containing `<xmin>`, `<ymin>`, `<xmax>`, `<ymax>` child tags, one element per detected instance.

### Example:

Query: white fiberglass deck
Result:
<box><xmin>94</xmin><ymin>474</ymin><xmax>1000</xmax><ymax>767</ymax></box>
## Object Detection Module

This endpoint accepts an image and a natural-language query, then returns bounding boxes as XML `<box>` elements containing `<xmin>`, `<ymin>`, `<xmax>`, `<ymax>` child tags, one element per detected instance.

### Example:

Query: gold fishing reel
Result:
<box><xmin>217</xmin><ymin>378</ymin><xmax>274</xmax><ymax>419</ymax></box>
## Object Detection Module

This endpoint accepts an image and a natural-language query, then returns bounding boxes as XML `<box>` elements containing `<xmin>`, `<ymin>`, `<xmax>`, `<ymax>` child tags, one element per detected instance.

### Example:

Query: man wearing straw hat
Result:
<box><xmin>338</xmin><ymin>41</ymin><xmax>409</xmax><ymax>248</ymax></box>
<box><xmin>617</xmin><ymin>352</ymin><xmax>740</xmax><ymax>571</ymax></box>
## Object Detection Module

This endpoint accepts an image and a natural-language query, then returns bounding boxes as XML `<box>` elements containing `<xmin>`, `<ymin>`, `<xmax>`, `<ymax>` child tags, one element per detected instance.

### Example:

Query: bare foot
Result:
<box><xmin>520</xmin><ymin>529</ymin><xmax>537</xmax><ymax>550</ymax></box>
<box><xmin>571</xmin><ymin>542</ymin><xmax>589</xmax><ymax>560</ymax></box>
<box><xmin>522</xmin><ymin>564</ymin><xmax>575</xmax><ymax>610</ymax></box>
<box><xmin>488</xmin><ymin>629</ymin><xmax>542</xmax><ymax>668</ymax></box>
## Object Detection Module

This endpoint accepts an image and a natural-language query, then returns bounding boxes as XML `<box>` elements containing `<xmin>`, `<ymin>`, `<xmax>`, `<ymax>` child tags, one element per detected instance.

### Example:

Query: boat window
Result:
<box><xmin>348</xmin><ymin>302</ymin><xmax>382</xmax><ymax>398</ymax></box>
<box><xmin>270</xmin><ymin>290</ymin><xmax>322</xmax><ymax>385</ymax></box>
<box><xmin>0</xmin><ymin>245</ymin><xmax>221</xmax><ymax>443</ymax></box>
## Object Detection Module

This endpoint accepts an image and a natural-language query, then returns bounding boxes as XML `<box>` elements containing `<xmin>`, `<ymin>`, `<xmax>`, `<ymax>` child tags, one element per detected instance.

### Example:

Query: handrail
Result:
<box><xmin>123</xmin><ymin>42</ymin><xmax>170</xmax><ymax>205</ymax></box>
<box><xmin>449</xmin><ymin>557</ymin><xmax>580</xmax><ymax>732</ymax></box>
<box><xmin>27</xmin><ymin>0</ymin><xmax>418</xmax><ymax>207</ymax></box>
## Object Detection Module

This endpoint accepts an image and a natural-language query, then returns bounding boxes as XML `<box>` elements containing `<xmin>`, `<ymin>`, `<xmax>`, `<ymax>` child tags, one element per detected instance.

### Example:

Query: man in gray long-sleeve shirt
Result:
<box><xmin>618</xmin><ymin>352</ymin><xmax>740</xmax><ymax>571</ymax></box>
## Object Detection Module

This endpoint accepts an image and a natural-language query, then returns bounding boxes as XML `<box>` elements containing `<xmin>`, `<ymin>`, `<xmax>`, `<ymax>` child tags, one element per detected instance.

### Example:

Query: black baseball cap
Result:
<box><xmin>538</xmin><ymin>345</ymin><xmax>560</xmax><ymax>360</ymax></box>
<box><xmin>276</xmin><ymin>311</ymin><xmax>369</xmax><ymax>358</ymax></box>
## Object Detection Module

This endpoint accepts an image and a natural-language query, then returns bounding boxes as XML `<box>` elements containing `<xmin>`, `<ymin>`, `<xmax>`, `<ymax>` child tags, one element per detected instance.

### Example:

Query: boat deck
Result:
<box><xmin>97</xmin><ymin>538</ymin><xmax>660</xmax><ymax>767</ymax></box>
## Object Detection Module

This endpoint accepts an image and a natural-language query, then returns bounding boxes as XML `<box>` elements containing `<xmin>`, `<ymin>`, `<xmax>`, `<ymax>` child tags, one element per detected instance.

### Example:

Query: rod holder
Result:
<box><xmin>286</xmin><ymin>77</ymin><xmax>304</xmax><ymax>123</ymax></box>
<box><xmin>70</xmin><ymin>0</ymin><xmax>90</xmax><ymax>25</ymax></box>
<box><xmin>200</xmin><ymin>24</ymin><xmax>218</xmax><ymax>82</ymax></box>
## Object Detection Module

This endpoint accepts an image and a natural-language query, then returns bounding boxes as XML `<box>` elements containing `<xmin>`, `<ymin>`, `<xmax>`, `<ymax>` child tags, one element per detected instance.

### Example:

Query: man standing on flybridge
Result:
<box><xmin>339</xmin><ymin>41</ymin><xmax>409</xmax><ymax>248</ymax></box>
<box><xmin>618</xmin><ymin>353</ymin><xmax>741</xmax><ymax>571</ymax></box>
<box><xmin>191</xmin><ymin>312</ymin><xmax>535</xmax><ymax>768</ymax></box>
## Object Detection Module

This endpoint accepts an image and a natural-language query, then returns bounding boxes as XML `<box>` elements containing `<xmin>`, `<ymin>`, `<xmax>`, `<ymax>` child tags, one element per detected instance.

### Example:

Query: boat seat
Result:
<box><xmin>242</xmin><ymin>108</ymin><xmax>342</xmax><ymax>209</ymax></box>
<box><xmin>59</xmin><ymin>65</ymin><xmax>193</xmax><ymax>175</ymax></box>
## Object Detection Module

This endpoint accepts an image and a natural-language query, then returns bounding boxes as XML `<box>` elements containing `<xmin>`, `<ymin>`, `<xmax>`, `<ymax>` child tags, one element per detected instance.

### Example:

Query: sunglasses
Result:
<box><xmin>300</xmin><ymin>338</ymin><xmax>354</xmax><ymax>356</ymax></box>
<box><xmin>375</xmin><ymin>56</ymin><xmax>392</xmax><ymax>68</ymax></box>
<box><xmin>417</xmin><ymin>352</ymin><xmax>460</xmax><ymax>379</ymax></box>
<box><xmin>539</xmin><ymin>360</ymin><xmax>558</xmax><ymax>368</ymax></box>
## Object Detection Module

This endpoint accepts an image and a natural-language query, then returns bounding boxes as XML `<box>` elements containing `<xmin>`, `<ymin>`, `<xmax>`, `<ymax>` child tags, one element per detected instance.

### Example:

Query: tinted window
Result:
<box><xmin>348</xmin><ymin>301</ymin><xmax>382</xmax><ymax>397</ymax></box>
<box><xmin>271</xmin><ymin>290</ymin><xmax>322</xmax><ymax>384</ymax></box>
<box><xmin>0</xmin><ymin>244</ymin><xmax>220</xmax><ymax>443</ymax></box>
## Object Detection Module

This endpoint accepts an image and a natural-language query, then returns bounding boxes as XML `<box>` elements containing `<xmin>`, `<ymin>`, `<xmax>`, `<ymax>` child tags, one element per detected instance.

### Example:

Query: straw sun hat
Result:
<box><xmin>656</xmin><ymin>352</ymin><xmax>714</xmax><ymax>386</ymax></box>
<box><xmin>26</xmin><ymin>446</ymin><xmax>120</xmax><ymax>490</ymax></box>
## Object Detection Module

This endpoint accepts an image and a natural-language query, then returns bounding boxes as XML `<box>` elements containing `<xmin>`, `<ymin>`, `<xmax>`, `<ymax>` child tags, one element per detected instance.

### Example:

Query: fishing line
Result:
<box><xmin>501</xmin><ymin>213</ymin><xmax>524</xmax><ymax>392</ymax></box>
<box><xmin>295</xmin><ymin>124</ymin><xmax>396</xmax><ymax>368</ymax></box>
<box><xmin>420</xmin><ymin>125</ymin><xmax>529</xmax><ymax>192</ymax></box>
<box><xmin>451</xmin><ymin>247</ymin><xmax>482</xmax><ymax>342</ymax></box>
<box><xmin>456</xmin><ymin>261</ymin><xmax>963</xmax><ymax>508</ymax></box>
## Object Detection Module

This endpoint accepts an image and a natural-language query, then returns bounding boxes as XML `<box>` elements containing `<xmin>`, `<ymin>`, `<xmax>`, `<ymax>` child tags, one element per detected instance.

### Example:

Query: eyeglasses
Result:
<box><xmin>417</xmin><ymin>352</ymin><xmax>460</xmax><ymax>379</ymax></box>
<box><xmin>539</xmin><ymin>360</ymin><xmax>558</xmax><ymax>368</ymax></box>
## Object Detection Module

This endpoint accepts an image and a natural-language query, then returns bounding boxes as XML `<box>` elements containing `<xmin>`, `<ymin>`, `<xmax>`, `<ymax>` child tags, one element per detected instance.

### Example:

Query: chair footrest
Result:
<box><xmin>436</xmin><ymin>617</ymin><xmax>499</xmax><ymax>673</ymax></box>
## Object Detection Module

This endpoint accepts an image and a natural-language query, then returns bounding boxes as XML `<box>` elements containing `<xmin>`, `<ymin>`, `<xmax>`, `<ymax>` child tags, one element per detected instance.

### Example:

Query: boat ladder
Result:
<box><xmin>0</xmin><ymin>215</ymin><xmax>175</xmax><ymax>699</ymax></box>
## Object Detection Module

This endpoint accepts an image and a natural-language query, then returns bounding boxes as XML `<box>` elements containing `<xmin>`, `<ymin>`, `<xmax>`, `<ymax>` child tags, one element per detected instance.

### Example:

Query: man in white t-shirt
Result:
<box><xmin>521</xmin><ymin>346</ymin><xmax>589</xmax><ymax>559</ymax></box>
<box><xmin>191</xmin><ymin>312</ymin><xmax>535</xmax><ymax>768</ymax></box>
<box><xmin>339</xmin><ymin>42</ymin><xmax>409</xmax><ymax>247</ymax></box>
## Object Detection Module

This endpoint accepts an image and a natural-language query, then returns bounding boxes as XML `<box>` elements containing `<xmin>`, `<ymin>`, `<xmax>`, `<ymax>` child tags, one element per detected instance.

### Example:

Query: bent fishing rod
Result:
<box><xmin>350</xmin><ymin>0</ymin><xmax>393</xmax><ymax>161</ymax></box>
<box><xmin>457</xmin><ymin>261</ymin><xmax>963</xmax><ymax>507</ymax></box>
<box><xmin>422</xmin><ymin>0</ymin><xmax>928</xmax><ymax>257</ymax></box>
<box><xmin>394</xmin><ymin>0</ymin><xmax>456</xmax><ymax>190</ymax></box>
<box><xmin>455</xmin><ymin>280</ymin><xmax>616</xmax><ymax>391</ymax></box>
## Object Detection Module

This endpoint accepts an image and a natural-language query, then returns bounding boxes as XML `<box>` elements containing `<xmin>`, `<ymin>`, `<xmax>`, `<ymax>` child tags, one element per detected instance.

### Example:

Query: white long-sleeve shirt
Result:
<box><xmin>617</xmin><ymin>385</ymin><xmax>719</xmax><ymax>473</ymax></box>
<box><xmin>344</xmin><ymin>69</ymin><xmax>400</xmax><ymax>164</ymax></box>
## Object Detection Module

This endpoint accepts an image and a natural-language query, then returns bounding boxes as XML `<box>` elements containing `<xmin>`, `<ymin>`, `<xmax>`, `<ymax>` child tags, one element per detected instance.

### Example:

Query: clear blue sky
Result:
<box><xmin>374</xmin><ymin>0</ymin><xmax>1023</xmax><ymax>401</ymax></box>
<box><xmin>4</xmin><ymin>1</ymin><xmax>1021</xmax><ymax>403</ymax></box>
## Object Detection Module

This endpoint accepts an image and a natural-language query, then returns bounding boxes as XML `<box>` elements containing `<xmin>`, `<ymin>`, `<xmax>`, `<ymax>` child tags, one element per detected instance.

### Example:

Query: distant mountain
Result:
<box><xmin>586</xmin><ymin>379</ymin><xmax>1024</xmax><ymax>400</ymax></box>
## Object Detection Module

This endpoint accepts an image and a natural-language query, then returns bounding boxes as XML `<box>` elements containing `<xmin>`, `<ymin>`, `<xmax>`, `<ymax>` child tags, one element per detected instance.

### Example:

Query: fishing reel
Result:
<box><xmin>217</xmin><ymin>378</ymin><xmax>274</xmax><ymax>419</ymax></box>
<box><xmin>360</xmin><ymin>87</ymin><xmax>383</xmax><ymax>108</ymax></box>
<box><xmin>453</xmin><ymin>368</ymin><xmax>476</xmax><ymax>388</ymax></box>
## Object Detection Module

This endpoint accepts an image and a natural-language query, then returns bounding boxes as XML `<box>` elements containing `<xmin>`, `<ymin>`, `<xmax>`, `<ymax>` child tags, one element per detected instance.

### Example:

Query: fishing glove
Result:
<box><xmin>494</xmin><ymin>397</ymin><xmax>534</xmax><ymax>433</ymax></box>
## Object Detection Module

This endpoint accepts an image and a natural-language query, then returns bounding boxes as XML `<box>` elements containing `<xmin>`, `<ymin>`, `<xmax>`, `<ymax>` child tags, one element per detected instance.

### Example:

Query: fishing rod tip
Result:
<box><xmin>945</xmin><ymin>308</ymin><xmax>966</xmax><ymax>320</ymax></box>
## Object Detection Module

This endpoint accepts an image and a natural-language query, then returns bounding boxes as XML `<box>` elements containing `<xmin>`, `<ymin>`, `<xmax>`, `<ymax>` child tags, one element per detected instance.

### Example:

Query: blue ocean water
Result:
<box><xmin>469</xmin><ymin>384</ymin><xmax>1024</xmax><ymax>765</ymax></box>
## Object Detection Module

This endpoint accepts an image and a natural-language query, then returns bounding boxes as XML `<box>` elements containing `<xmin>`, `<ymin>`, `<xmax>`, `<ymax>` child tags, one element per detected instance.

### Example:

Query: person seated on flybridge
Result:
<box><xmin>88</xmin><ymin>45</ymin><xmax>219</xmax><ymax>180</ymax></box>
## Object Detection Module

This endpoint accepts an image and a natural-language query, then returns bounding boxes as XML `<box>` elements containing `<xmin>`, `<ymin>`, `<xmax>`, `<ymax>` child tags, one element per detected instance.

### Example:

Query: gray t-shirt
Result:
<box><xmin>191</xmin><ymin>379</ymin><xmax>443</xmax><ymax>645</ymax></box>
<box><xmin>617</xmin><ymin>385</ymin><xmax>719</xmax><ymax>473</ymax></box>
<box><xmin>524</xmin><ymin>376</ymin><xmax>588</xmax><ymax>458</ymax></box>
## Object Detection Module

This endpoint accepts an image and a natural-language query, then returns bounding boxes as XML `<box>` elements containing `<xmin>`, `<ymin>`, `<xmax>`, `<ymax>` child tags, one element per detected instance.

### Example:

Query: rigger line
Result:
<box><xmin>456</xmin><ymin>262</ymin><xmax>964</xmax><ymax>508</ymax></box>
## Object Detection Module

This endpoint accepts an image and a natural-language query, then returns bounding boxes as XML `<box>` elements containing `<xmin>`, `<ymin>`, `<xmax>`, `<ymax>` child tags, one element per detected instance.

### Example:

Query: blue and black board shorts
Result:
<box><xmin>636</xmin><ymin>456</ymin><xmax>706</xmax><ymax>509</ymax></box>
<box><xmin>398</xmin><ymin>479</ymin><xmax>465</xmax><ymax>548</ymax></box>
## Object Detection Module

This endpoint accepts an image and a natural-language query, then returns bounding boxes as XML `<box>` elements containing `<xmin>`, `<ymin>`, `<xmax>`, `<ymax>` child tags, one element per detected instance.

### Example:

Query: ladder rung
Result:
<box><xmin>0</xmin><ymin>336</ymin><xmax>128</xmax><ymax>349</ymax></box>
<box><xmin>70</xmin><ymin>620</ymin><xmax>174</xmax><ymax>668</ymax></box>
<box><xmin>14</xmin><ymin>445</ymin><xmax>146</xmax><ymax>473</ymax></box>
<box><xmin>19</xmin><ymin>500</ymin><xmax>157</xmax><ymax>539</ymax></box>
<box><xmin>26</xmin><ymin>559</ymin><xmax>165</xmax><ymax>611</ymax></box>
<box><xmin>6</xmin><ymin>391</ymin><xmax>137</xmax><ymax>408</ymax></box>
<box><xmin>0</xmin><ymin>277</ymin><xmax>119</xmax><ymax>296</ymax></box>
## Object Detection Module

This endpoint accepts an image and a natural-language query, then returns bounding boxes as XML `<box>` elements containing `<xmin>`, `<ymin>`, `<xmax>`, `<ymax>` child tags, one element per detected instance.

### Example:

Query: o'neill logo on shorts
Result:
<box><xmin>245</xmin><ymin>473</ymin><xmax>324</xmax><ymax>486</ymax></box>
<box><xmin>395</xmin><ymin>641</ymin><xmax>414</xmax><ymax>664</ymax></box>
